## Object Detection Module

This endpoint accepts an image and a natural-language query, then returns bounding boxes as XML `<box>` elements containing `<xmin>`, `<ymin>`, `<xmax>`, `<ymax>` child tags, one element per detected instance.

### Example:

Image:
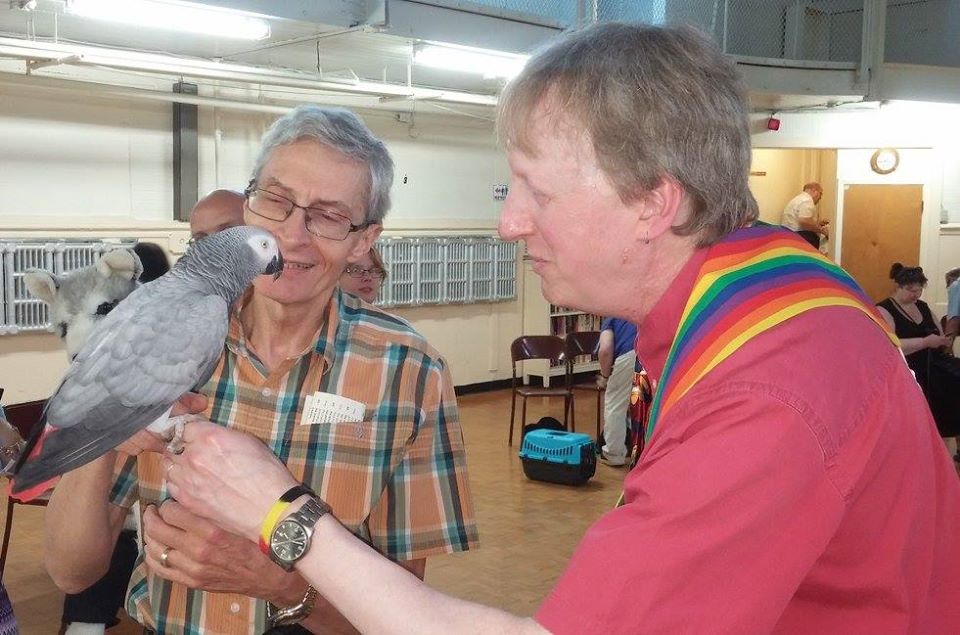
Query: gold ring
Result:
<box><xmin>160</xmin><ymin>546</ymin><xmax>173</xmax><ymax>568</ymax></box>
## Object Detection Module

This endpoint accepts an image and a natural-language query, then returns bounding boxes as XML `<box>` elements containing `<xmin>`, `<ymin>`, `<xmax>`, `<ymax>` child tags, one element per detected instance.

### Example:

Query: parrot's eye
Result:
<box><xmin>260</xmin><ymin>240</ymin><xmax>268</xmax><ymax>249</ymax></box>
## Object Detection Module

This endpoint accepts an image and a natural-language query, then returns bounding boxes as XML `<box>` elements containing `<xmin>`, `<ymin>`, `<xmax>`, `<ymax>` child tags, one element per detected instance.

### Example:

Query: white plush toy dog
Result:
<box><xmin>24</xmin><ymin>249</ymin><xmax>143</xmax><ymax>359</ymax></box>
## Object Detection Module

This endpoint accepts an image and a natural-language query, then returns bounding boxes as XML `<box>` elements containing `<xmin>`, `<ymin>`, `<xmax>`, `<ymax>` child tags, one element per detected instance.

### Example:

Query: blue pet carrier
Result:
<box><xmin>519</xmin><ymin>429</ymin><xmax>596</xmax><ymax>485</ymax></box>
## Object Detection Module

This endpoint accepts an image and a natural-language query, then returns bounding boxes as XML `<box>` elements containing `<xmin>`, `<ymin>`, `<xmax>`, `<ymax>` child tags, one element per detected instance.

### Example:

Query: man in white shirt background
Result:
<box><xmin>781</xmin><ymin>182</ymin><xmax>829</xmax><ymax>249</ymax></box>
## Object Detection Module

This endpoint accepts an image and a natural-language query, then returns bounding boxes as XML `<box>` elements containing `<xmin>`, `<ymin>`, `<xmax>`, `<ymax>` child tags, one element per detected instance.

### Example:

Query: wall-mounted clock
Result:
<box><xmin>870</xmin><ymin>148</ymin><xmax>899</xmax><ymax>175</ymax></box>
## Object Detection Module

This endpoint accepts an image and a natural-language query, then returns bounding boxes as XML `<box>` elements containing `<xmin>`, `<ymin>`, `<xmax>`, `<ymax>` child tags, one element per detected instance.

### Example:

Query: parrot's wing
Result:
<box><xmin>11</xmin><ymin>292</ymin><xmax>229</xmax><ymax>495</ymax></box>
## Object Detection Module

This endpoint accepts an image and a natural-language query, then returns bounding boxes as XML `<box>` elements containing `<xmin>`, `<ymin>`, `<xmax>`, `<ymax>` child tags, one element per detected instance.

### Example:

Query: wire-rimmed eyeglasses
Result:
<box><xmin>244</xmin><ymin>181</ymin><xmax>374</xmax><ymax>241</ymax></box>
<box><xmin>343</xmin><ymin>265</ymin><xmax>386</xmax><ymax>280</ymax></box>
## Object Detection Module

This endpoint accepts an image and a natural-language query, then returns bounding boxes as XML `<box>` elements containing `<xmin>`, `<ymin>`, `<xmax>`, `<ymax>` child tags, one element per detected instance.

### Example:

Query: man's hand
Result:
<box><xmin>142</xmin><ymin>499</ymin><xmax>300</xmax><ymax>605</ymax></box>
<box><xmin>596</xmin><ymin>374</ymin><xmax>609</xmax><ymax>389</ymax></box>
<box><xmin>117</xmin><ymin>393</ymin><xmax>208</xmax><ymax>456</ymax></box>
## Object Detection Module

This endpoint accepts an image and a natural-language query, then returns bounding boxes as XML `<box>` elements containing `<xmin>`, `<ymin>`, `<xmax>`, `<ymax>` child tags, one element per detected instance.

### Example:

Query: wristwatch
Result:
<box><xmin>265</xmin><ymin>496</ymin><xmax>333</xmax><ymax>628</ymax></box>
<box><xmin>268</xmin><ymin>496</ymin><xmax>332</xmax><ymax>572</ymax></box>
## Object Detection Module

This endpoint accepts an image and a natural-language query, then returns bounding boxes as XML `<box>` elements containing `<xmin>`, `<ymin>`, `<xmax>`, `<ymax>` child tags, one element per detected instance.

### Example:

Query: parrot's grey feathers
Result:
<box><xmin>46</xmin><ymin>291</ymin><xmax>230</xmax><ymax>429</ymax></box>
<box><xmin>13</xmin><ymin>401</ymin><xmax>172</xmax><ymax>489</ymax></box>
<box><xmin>11</xmin><ymin>226</ymin><xmax>283</xmax><ymax>498</ymax></box>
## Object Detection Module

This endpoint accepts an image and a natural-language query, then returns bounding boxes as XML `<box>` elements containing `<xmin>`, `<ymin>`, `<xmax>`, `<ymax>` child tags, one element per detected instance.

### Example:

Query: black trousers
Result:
<box><xmin>796</xmin><ymin>230</ymin><xmax>821</xmax><ymax>249</ymax></box>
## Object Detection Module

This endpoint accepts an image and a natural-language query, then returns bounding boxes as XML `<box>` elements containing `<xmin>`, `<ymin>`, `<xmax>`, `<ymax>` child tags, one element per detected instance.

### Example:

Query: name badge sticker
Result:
<box><xmin>300</xmin><ymin>392</ymin><xmax>366</xmax><ymax>428</ymax></box>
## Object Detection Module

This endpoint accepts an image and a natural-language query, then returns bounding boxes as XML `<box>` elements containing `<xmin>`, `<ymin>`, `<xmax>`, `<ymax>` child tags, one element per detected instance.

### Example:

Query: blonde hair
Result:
<box><xmin>497</xmin><ymin>23</ymin><xmax>758</xmax><ymax>246</ymax></box>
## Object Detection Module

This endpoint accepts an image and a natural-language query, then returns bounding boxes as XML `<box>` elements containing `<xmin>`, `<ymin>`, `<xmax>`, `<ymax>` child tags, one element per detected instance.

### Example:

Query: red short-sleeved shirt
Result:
<box><xmin>536</xmin><ymin>248</ymin><xmax>960</xmax><ymax>634</ymax></box>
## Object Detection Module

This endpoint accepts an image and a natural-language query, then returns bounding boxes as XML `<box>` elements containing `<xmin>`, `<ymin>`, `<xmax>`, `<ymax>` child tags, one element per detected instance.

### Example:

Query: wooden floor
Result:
<box><xmin>3</xmin><ymin>390</ymin><xmax>627</xmax><ymax>633</ymax></box>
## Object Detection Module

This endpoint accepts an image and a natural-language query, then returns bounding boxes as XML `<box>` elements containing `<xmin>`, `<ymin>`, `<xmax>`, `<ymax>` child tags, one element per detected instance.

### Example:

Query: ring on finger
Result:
<box><xmin>160</xmin><ymin>546</ymin><xmax>173</xmax><ymax>568</ymax></box>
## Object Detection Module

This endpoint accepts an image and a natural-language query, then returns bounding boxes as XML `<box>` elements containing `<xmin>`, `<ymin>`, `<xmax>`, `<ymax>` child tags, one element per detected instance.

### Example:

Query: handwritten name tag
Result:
<box><xmin>300</xmin><ymin>392</ymin><xmax>366</xmax><ymax>426</ymax></box>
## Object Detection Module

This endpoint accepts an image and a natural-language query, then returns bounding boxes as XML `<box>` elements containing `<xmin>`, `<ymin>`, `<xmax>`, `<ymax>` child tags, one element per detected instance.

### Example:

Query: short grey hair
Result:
<box><xmin>498</xmin><ymin>23</ymin><xmax>758</xmax><ymax>247</ymax></box>
<box><xmin>250</xmin><ymin>105</ymin><xmax>394</xmax><ymax>224</ymax></box>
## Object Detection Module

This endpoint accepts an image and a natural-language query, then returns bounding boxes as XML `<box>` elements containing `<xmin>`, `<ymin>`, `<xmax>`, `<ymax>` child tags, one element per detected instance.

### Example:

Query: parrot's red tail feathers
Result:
<box><xmin>8</xmin><ymin>475</ymin><xmax>58</xmax><ymax>502</ymax></box>
<box><xmin>9</xmin><ymin>425</ymin><xmax>59</xmax><ymax>501</ymax></box>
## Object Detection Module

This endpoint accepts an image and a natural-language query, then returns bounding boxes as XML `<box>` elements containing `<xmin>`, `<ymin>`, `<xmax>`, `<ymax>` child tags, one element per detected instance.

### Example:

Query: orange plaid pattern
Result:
<box><xmin>110</xmin><ymin>290</ymin><xmax>478</xmax><ymax>633</ymax></box>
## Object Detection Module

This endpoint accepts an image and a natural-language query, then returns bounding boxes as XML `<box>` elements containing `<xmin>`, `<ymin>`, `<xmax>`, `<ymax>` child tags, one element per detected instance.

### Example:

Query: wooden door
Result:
<box><xmin>840</xmin><ymin>184</ymin><xmax>923</xmax><ymax>303</ymax></box>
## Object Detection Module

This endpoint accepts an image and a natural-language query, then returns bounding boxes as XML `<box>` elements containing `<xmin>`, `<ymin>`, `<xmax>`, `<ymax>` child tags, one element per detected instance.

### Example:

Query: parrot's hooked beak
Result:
<box><xmin>265</xmin><ymin>252</ymin><xmax>284</xmax><ymax>280</ymax></box>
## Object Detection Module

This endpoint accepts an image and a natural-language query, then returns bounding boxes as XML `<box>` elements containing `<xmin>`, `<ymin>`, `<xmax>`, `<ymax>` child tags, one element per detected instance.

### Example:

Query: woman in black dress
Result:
<box><xmin>877</xmin><ymin>264</ymin><xmax>960</xmax><ymax>443</ymax></box>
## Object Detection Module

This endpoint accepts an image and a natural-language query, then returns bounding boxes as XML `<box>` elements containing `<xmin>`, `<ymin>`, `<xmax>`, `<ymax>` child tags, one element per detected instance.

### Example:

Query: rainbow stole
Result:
<box><xmin>643</xmin><ymin>224</ymin><xmax>898</xmax><ymax>444</ymax></box>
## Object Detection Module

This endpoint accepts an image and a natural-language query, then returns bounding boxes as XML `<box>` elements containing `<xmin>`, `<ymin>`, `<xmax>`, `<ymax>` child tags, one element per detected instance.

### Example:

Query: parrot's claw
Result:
<box><xmin>162</xmin><ymin>416</ymin><xmax>189</xmax><ymax>455</ymax></box>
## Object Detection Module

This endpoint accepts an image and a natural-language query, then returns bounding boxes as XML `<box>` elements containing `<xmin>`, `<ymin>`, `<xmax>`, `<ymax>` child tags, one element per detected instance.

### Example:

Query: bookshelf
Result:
<box><xmin>521</xmin><ymin>260</ymin><xmax>601</xmax><ymax>386</ymax></box>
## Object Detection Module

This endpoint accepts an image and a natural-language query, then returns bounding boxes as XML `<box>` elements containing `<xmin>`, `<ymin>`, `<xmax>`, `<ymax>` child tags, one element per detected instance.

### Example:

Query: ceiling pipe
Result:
<box><xmin>0</xmin><ymin>36</ymin><xmax>498</xmax><ymax>107</ymax></box>
<box><xmin>0</xmin><ymin>71</ymin><xmax>294</xmax><ymax>114</ymax></box>
<box><xmin>0</xmin><ymin>68</ymin><xmax>502</xmax><ymax>123</ymax></box>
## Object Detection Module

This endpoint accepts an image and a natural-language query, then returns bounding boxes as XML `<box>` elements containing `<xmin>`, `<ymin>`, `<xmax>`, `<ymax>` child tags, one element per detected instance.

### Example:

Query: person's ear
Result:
<box><xmin>629</xmin><ymin>175</ymin><xmax>689</xmax><ymax>243</ymax></box>
<box><xmin>348</xmin><ymin>224</ymin><xmax>383</xmax><ymax>263</ymax></box>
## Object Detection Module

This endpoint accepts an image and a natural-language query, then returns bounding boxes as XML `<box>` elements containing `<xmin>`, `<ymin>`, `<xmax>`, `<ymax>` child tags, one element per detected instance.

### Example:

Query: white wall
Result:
<box><xmin>0</xmin><ymin>91</ymin><xmax>506</xmax><ymax>229</ymax></box>
<box><xmin>0</xmin><ymin>88</ymin><xmax>517</xmax><ymax>402</ymax></box>
<box><xmin>749</xmin><ymin>148</ymin><xmax>809</xmax><ymax>222</ymax></box>
<box><xmin>0</xmin><ymin>91</ymin><xmax>172</xmax><ymax>222</ymax></box>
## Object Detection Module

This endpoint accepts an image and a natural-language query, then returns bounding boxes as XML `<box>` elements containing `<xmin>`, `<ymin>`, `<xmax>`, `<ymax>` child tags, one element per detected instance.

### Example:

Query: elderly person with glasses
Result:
<box><xmin>43</xmin><ymin>105</ymin><xmax>478</xmax><ymax>635</ymax></box>
<box><xmin>340</xmin><ymin>247</ymin><xmax>387</xmax><ymax>304</ymax></box>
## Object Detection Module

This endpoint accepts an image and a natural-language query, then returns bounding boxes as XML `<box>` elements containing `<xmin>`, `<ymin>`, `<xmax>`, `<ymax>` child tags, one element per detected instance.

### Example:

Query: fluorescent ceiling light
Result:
<box><xmin>67</xmin><ymin>0</ymin><xmax>270</xmax><ymax>40</ymax></box>
<box><xmin>414</xmin><ymin>42</ymin><xmax>528</xmax><ymax>80</ymax></box>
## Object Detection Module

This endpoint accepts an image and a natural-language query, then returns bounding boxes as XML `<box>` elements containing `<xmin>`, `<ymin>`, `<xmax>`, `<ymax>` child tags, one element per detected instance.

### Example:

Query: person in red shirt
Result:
<box><xmin>158</xmin><ymin>22</ymin><xmax>960</xmax><ymax>634</ymax></box>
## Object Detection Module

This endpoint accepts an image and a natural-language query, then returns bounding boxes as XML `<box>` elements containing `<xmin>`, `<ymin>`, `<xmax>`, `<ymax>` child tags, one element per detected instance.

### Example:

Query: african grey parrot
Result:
<box><xmin>10</xmin><ymin>225</ymin><xmax>283</xmax><ymax>500</ymax></box>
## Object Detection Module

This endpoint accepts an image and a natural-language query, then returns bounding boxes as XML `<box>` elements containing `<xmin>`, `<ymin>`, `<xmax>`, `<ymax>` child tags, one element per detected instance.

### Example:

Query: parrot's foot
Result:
<box><xmin>162</xmin><ymin>415</ymin><xmax>190</xmax><ymax>455</ymax></box>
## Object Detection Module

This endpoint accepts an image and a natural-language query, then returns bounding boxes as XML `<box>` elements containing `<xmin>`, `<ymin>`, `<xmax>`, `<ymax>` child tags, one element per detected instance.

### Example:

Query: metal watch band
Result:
<box><xmin>266</xmin><ymin>585</ymin><xmax>319</xmax><ymax>628</ymax></box>
<box><xmin>287</xmin><ymin>496</ymin><xmax>330</xmax><ymax>528</ymax></box>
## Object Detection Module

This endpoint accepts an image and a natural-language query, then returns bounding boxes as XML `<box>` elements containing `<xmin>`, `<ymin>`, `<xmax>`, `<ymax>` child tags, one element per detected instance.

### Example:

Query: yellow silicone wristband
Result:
<box><xmin>259</xmin><ymin>484</ymin><xmax>314</xmax><ymax>554</ymax></box>
<box><xmin>259</xmin><ymin>500</ymin><xmax>293</xmax><ymax>552</ymax></box>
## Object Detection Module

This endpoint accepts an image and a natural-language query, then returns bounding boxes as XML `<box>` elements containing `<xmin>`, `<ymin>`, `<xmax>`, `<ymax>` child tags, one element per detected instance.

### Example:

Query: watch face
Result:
<box><xmin>271</xmin><ymin>520</ymin><xmax>308</xmax><ymax>563</ymax></box>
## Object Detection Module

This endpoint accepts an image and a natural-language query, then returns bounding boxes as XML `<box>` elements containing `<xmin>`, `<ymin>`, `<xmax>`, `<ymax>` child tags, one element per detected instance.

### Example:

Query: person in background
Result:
<box><xmin>945</xmin><ymin>266</ymin><xmax>960</xmax><ymax>344</ymax></box>
<box><xmin>339</xmin><ymin>246</ymin><xmax>387</xmax><ymax>304</ymax></box>
<box><xmin>596</xmin><ymin>317</ymin><xmax>637</xmax><ymax>467</ymax></box>
<box><xmin>162</xmin><ymin>23</ymin><xmax>960</xmax><ymax>634</ymax></box>
<box><xmin>132</xmin><ymin>242</ymin><xmax>171</xmax><ymax>283</ymax></box>
<box><xmin>43</xmin><ymin>105</ymin><xmax>478</xmax><ymax>634</ymax></box>
<box><xmin>876</xmin><ymin>263</ymin><xmax>960</xmax><ymax>459</ymax></box>
<box><xmin>781</xmin><ymin>182</ymin><xmax>829</xmax><ymax>249</ymax></box>
<box><xmin>189</xmin><ymin>189</ymin><xmax>245</xmax><ymax>239</ymax></box>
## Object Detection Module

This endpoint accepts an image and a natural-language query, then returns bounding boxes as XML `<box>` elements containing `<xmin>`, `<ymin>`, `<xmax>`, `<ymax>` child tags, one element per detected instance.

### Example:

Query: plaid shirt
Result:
<box><xmin>110</xmin><ymin>289</ymin><xmax>478</xmax><ymax>634</ymax></box>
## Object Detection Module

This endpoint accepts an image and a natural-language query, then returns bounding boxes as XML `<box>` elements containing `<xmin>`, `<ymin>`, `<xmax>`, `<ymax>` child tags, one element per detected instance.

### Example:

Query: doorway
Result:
<box><xmin>839</xmin><ymin>184</ymin><xmax>923</xmax><ymax>303</ymax></box>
